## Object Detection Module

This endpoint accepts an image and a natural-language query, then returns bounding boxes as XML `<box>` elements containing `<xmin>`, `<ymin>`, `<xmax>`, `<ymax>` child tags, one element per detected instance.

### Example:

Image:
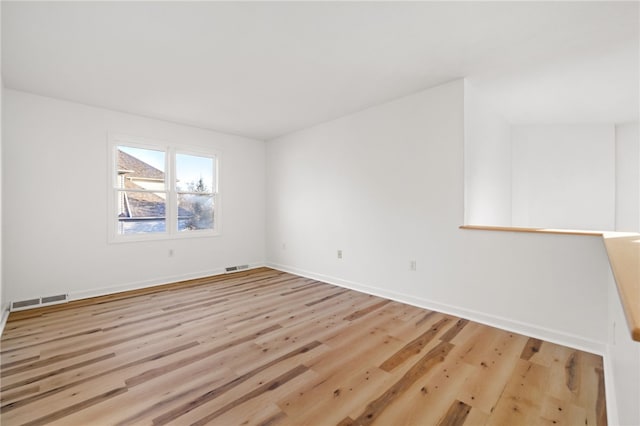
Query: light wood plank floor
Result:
<box><xmin>0</xmin><ymin>268</ymin><xmax>606</xmax><ymax>425</ymax></box>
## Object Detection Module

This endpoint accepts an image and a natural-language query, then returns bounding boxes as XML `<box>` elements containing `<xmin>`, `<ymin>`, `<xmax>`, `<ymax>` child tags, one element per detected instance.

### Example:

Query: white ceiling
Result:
<box><xmin>2</xmin><ymin>1</ymin><xmax>638</xmax><ymax>140</ymax></box>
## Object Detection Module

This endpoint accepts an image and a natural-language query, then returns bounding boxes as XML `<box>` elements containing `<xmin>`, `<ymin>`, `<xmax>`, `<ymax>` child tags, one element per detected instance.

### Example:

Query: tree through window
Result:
<box><xmin>176</xmin><ymin>153</ymin><xmax>215</xmax><ymax>232</ymax></box>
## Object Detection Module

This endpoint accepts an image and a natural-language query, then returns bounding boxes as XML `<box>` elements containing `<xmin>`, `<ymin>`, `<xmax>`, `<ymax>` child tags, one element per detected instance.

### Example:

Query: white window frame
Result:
<box><xmin>108</xmin><ymin>134</ymin><xmax>221</xmax><ymax>243</ymax></box>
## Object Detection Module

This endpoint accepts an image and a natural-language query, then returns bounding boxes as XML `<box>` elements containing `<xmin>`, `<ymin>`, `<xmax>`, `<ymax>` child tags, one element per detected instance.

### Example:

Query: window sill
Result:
<box><xmin>109</xmin><ymin>230</ymin><xmax>220</xmax><ymax>244</ymax></box>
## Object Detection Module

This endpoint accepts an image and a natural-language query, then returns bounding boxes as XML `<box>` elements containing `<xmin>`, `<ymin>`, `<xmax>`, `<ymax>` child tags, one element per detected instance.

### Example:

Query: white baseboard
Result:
<box><xmin>69</xmin><ymin>262</ymin><xmax>265</xmax><ymax>302</ymax></box>
<box><xmin>266</xmin><ymin>262</ymin><xmax>607</xmax><ymax>356</ymax></box>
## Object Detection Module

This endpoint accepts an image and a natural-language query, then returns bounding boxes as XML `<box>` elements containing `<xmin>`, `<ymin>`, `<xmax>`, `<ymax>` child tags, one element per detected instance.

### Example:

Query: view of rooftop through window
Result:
<box><xmin>115</xmin><ymin>145</ymin><xmax>216</xmax><ymax>236</ymax></box>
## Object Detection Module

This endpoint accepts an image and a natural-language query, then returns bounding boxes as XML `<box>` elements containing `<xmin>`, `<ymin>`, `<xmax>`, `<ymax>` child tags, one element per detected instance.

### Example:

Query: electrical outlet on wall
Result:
<box><xmin>410</xmin><ymin>260</ymin><xmax>416</xmax><ymax>271</ymax></box>
<box><xmin>337</xmin><ymin>250</ymin><xmax>343</xmax><ymax>259</ymax></box>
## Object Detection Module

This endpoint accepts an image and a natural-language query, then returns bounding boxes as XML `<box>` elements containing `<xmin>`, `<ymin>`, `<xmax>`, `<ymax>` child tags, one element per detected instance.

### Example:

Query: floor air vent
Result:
<box><xmin>42</xmin><ymin>294</ymin><xmax>68</xmax><ymax>304</ymax></box>
<box><xmin>10</xmin><ymin>294</ymin><xmax>69</xmax><ymax>311</ymax></box>
<box><xmin>11</xmin><ymin>298</ymin><xmax>40</xmax><ymax>310</ymax></box>
<box><xmin>225</xmin><ymin>264</ymin><xmax>250</xmax><ymax>273</ymax></box>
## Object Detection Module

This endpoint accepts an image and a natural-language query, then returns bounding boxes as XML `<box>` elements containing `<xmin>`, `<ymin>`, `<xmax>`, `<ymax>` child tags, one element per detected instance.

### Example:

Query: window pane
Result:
<box><xmin>176</xmin><ymin>153</ymin><xmax>215</xmax><ymax>193</ymax></box>
<box><xmin>116</xmin><ymin>190</ymin><xmax>166</xmax><ymax>235</ymax></box>
<box><xmin>116</xmin><ymin>146</ymin><xmax>166</xmax><ymax>190</ymax></box>
<box><xmin>178</xmin><ymin>194</ymin><xmax>214</xmax><ymax>231</ymax></box>
<box><xmin>118</xmin><ymin>219</ymin><xmax>166</xmax><ymax>235</ymax></box>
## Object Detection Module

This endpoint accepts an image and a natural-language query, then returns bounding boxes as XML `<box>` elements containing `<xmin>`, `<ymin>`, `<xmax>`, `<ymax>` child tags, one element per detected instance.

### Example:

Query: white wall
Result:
<box><xmin>0</xmin><ymin>29</ymin><xmax>6</xmax><ymax>330</ymax></box>
<box><xmin>2</xmin><ymin>89</ymin><xmax>266</xmax><ymax>303</ymax></box>
<box><xmin>464</xmin><ymin>81</ymin><xmax>512</xmax><ymax>225</ymax></box>
<box><xmin>512</xmin><ymin>125</ymin><xmax>615</xmax><ymax>230</ymax></box>
<box><xmin>266</xmin><ymin>80</ymin><xmax>610</xmax><ymax>351</ymax></box>
<box><xmin>607</xmin><ymin>270</ymin><xmax>640</xmax><ymax>425</ymax></box>
<box><xmin>0</xmin><ymin>85</ymin><xmax>3</xmax><ymax>322</ymax></box>
<box><xmin>0</xmin><ymin>0</ymin><xmax>7</xmax><ymax>330</ymax></box>
<box><xmin>615</xmin><ymin>123</ymin><xmax>640</xmax><ymax>232</ymax></box>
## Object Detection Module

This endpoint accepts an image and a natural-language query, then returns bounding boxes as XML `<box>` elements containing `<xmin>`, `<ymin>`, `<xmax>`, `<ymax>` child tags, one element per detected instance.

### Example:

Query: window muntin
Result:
<box><xmin>110</xmin><ymin>136</ymin><xmax>219</xmax><ymax>241</ymax></box>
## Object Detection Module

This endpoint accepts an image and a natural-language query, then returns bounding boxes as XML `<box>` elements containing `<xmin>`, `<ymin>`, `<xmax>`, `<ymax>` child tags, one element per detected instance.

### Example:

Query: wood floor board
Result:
<box><xmin>342</xmin><ymin>341</ymin><xmax>455</xmax><ymax>425</ymax></box>
<box><xmin>539</xmin><ymin>394</ymin><xmax>588</xmax><ymax>426</ymax></box>
<box><xmin>447</xmin><ymin>320</ymin><xmax>484</xmax><ymax>348</ymax></box>
<box><xmin>461</xmin><ymin>404</ymin><xmax>490</xmax><ymax>426</ymax></box>
<box><xmin>364</xmin><ymin>355</ymin><xmax>476</xmax><ymax>425</ymax></box>
<box><xmin>173</xmin><ymin>365</ymin><xmax>317</xmax><ymax>426</ymax></box>
<box><xmin>485</xmin><ymin>359</ymin><xmax>551</xmax><ymax>426</ymax></box>
<box><xmin>202</xmin><ymin>401</ymin><xmax>285</xmax><ymax>426</ymax></box>
<box><xmin>437</xmin><ymin>400</ymin><xmax>473</xmax><ymax>426</ymax></box>
<box><xmin>0</xmin><ymin>268</ymin><xmax>606</xmax><ymax>425</ymax></box>
<box><xmin>0</xmin><ymin>340</ymin><xmax>201</xmax><ymax>414</ymax></box>
<box><xmin>380</xmin><ymin>316</ymin><xmax>454</xmax><ymax>373</ymax></box>
<box><xmin>386</xmin><ymin>312</ymin><xmax>452</xmax><ymax>348</ymax></box>
<box><xmin>402</xmin><ymin>349</ymin><xmax>477</xmax><ymax>423</ymax></box>
<box><xmin>308</xmin><ymin>311</ymin><xmax>415</xmax><ymax>377</ymax></box>
<box><xmin>148</xmin><ymin>342</ymin><xmax>324</xmax><ymax>425</ymax></box>
<box><xmin>53</xmin><ymin>362</ymin><xmax>238</xmax><ymax>426</ymax></box>
<box><xmin>220</xmin><ymin>285</ymin><xmax>345</xmax><ymax>331</ymax></box>
<box><xmin>3</xmin><ymin>307</ymin><xmax>198</xmax><ymax>359</ymax></box>
<box><xmin>2</xmin><ymin>374</ymin><xmax>127</xmax><ymax>425</ymax></box>
<box><xmin>1</xmin><ymin>312</ymin><xmax>254</xmax><ymax>395</ymax></box>
<box><xmin>277</xmin><ymin>315</ymin><xmax>415</xmax><ymax>420</ymax></box>
<box><xmin>279</xmin><ymin>365</ymin><xmax>395</xmax><ymax>424</ymax></box>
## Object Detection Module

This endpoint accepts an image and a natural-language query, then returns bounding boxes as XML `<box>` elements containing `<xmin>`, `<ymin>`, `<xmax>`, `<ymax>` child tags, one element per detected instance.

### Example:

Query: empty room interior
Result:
<box><xmin>1</xmin><ymin>1</ymin><xmax>639</xmax><ymax>425</ymax></box>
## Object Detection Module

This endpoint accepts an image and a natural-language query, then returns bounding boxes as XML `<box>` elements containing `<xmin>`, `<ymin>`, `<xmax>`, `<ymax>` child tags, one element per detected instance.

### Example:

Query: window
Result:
<box><xmin>109</xmin><ymin>135</ymin><xmax>219</xmax><ymax>241</ymax></box>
